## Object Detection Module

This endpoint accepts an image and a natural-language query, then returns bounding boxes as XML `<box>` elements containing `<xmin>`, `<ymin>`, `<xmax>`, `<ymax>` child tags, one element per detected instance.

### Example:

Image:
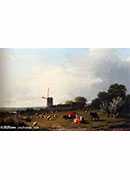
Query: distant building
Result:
<box><xmin>47</xmin><ymin>97</ymin><xmax>53</xmax><ymax>107</ymax></box>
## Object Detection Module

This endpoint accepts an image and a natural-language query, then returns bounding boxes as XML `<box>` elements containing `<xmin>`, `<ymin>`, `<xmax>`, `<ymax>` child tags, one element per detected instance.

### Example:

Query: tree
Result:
<box><xmin>65</xmin><ymin>100</ymin><xmax>74</xmax><ymax>105</ymax></box>
<box><xmin>74</xmin><ymin>96</ymin><xmax>87</xmax><ymax>105</ymax></box>
<box><xmin>91</xmin><ymin>98</ymin><xmax>101</xmax><ymax>109</ymax></box>
<box><xmin>108</xmin><ymin>96</ymin><xmax>124</xmax><ymax>115</ymax></box>
<box><xmin>124</xmin><ymin>94</ymin><xmax>130</xmax><ymax>105</ymax></box>
<box><xmin>98</xmin><ymin>91</ymin><xmax>110</xmax><ymax>102</ymax></box>
<box><xmin>91</xmin><ymin>83</ymin><xmax>128</xmax><ymax>116</ymax></box>
<box><xmin>97</xmin><ymin>91</ymin><xmax>110</xmax><ymax>112</ymax></box>
<box><xmin>121</xmin><ymin>94</ymin><xmax>130</xmax><ymax>113</ymax></box>
<box><xmin>108</xmin><ymin>83</ymin><xmax>127</xmax><ymax>100</ymax></box>
<box><xmin>99</xmin><ymin>83</ymin><xmax>127</xmax><ymax>115</ymax></box>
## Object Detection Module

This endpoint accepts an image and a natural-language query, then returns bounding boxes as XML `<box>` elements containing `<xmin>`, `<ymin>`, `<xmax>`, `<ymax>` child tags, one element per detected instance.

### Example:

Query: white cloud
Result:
<box><xmin>1</xmin><ymin>48</ymin><xmax>130</xmax><ymax>107</ymax></box>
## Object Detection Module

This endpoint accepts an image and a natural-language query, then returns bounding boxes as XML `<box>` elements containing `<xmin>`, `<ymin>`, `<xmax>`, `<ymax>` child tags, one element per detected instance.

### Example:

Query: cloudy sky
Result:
<box><xmin>0</xmin><ymin>48</ymin><xmax>130</xmax><ymax>107</ymax></box>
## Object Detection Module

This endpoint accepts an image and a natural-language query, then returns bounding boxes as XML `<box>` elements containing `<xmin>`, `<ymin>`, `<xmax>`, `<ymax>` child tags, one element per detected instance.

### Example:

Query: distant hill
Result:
<box><xmin>0</xmin><ymin>106</ymin><xmax>45</xmax><ymax>112</ymax></box>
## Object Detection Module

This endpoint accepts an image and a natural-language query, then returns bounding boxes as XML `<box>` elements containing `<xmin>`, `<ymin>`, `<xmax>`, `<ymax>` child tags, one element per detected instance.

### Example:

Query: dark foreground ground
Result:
<box><xmin>0</xmin><ymin>110</ymin><xmax>130</xmax><ymax>131</ymax></box>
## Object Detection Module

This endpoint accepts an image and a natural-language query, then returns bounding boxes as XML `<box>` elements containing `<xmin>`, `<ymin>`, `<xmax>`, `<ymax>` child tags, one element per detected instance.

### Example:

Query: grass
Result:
<box><xmin>26</xmin><ymin>110</ymin><xmax>130</xmax><ymax>130</ymax></box>
<box><xmin>1</xmin><ymin>109</ymin><xmax>130</xmax><ymax>130</ymax></box>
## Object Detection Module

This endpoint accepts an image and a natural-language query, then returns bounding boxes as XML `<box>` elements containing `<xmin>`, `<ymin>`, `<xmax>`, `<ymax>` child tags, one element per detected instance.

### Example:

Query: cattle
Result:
<box><xmin>63</xmin><ymin>112</ymin><xmax>77</xmax><ymax>120</ymax></box>
<box><xmin>90</xmin><ymin>112</ymin><xmax>100</xmax><ymax>121</ymax></box>
<box><xmin>32</xmin><ymin>121</ymin><xmax>38</xmax><ymax>128</ymax></box>
<box><xmin>46</xmin><ymin>115</ymin><xmax>51</xmax><ymax>120</ymax></box>
<box><xmin>53</xmin><ymin>114</ymin><xmax>57</xmax><ymax>118</ymax></box>
<box><xmin>79</xmin><ymin>116</ymin><xmax>85</xmax><ymax>123</ymax></box>
<box><xmin>63</xmin><ymin>115</ymin><xmax>69</xmax><ymax>120</ymax></box>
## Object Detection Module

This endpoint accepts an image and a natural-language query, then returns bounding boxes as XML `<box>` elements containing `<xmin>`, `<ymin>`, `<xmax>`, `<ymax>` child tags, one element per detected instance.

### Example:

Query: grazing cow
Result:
<box><xmin>46</xmin><ymin>115</ymin><xmax>51</xmax><ymax>120</ymax></box>
<box><xmin>63</xmin><ymin>115</ymin><xmax>68</xmax><ymax>120</ymax></box>
<box><xmin>32</xmin><ymin>121</ymin><xmax>38</xmax><ymax>128</ymax></box>
<box><xmin>63</xmin><ymin>112</ymin><xmax>77</xmax><ymax>120</ymax></box>
<box><xmin>53</xmin><ymin>114</ymin><xmax>57</xmax><ymax>118</ymax></box>
<box><xmin>79</xmin><ymin>116</ymin><xmax>86</xmax><ymax>123</ymax></box>
<box><xmin>90</xmin><ymin>112</ymin><xmax>100</xmax><ymax>121</ymax></box>
<box><xmin>67</xmin><ymin>112</ymin><xmax>77</xmax><ymax>119</ymax></box>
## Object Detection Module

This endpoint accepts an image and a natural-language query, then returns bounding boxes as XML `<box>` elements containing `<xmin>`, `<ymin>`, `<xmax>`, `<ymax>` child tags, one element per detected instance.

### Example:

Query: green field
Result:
<box><xmin>25</xmin><ymin>110</ymin><xmax>130</xmax><ymax>131</ymax></box>
<box><xmin>0</xmin><ymin>109</ymin><xmax>130</xmax><ymax>131</ymax></box>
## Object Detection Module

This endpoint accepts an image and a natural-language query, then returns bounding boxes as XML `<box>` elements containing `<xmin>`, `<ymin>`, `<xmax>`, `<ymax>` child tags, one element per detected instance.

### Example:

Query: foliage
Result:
<box><xmin>92</xmin><ymin>83</ymin><xmax>127</xmax><ymax>115</ymax></box>
<box><xmin>65</xmin><ymin>100</ymin><xmax>74</xmax><ymax>105</ymax></box>
<box><xmin>108</xmin><ymin>96</ymin><xmax>124</xmax><ymax>114</ymax></box>
<box><xmin>74</xmin><ymin>96</ymin><xmax>87</xmax><ymax>104</ymax></box>
<box><xmin>120</xmin><ymin>94</ymin><xmax>130</xmax><ymax>114</ymax></box>
<box><xmin>108</xmin><ymin>83</ymin><xmax>127</xmax><ymax>100</ymax></box>
<box><xmin>91</xmin><ymin>98</ymin><xmax>101</xmax><ymax>109</ymax></box>
<box><xmin>97</xmin><ymin>91</ymin><xmax>110</xmax><ymax>102</ymax></box>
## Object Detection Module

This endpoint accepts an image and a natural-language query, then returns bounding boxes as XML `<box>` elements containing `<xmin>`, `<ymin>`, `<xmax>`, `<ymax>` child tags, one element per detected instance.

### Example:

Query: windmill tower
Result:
<box><xmin>42</xmin><ymin>88</ymin><xmax>53</xmax><ymax>107</ymax></box>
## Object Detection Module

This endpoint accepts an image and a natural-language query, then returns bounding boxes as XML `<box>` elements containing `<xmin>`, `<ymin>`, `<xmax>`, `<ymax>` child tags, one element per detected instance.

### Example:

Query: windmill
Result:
<box><xmin>42</xmin><ymin>88</ymin><xmax>53</xmax><ymax>107</ymax></box>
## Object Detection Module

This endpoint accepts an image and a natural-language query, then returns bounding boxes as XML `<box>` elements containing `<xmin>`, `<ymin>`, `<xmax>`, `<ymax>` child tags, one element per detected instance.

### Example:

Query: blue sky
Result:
<box><xmin>1</xmin><ymin>48</ymin><xmax>130</xmax><ymax>107</ymax></box>
<box><xmin>11</xmin><ymin>48</ymin><xmax>88</xmax><ymax>63</ymax></box>
<box><xmin>10</xmin><ymin>48</ymin><xmax>130</xmax><ymax>63</ymax></box>
<box><xmin>117</xmin><ymin>48</ymin><xmax>130</xmax><ymax>58</ymax></box>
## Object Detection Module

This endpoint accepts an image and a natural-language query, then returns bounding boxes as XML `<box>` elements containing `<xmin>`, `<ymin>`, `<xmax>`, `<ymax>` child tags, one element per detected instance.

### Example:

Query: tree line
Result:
<box><xmin>65</xmin><ymin>83</ymin><xmax>130</xmax><ymax>117</ymax></box>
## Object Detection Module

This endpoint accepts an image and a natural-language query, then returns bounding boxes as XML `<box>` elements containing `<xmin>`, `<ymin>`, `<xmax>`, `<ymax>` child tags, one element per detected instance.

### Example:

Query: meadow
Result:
<box><xmin>2</xmin><ymin>110</ymin><xmax>129</xmax><ymax>131</ymax></box>
<box><xmin>33</xmin><ymin>110</ymin><xmax>130</xmax><ymax>131</ymax></box>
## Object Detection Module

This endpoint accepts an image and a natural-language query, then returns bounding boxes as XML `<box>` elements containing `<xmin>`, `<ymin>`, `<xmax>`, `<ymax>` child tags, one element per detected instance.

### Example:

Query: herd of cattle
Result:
<box><xmin>31</xmin><ymin>109</ymin><xmax>120</xmax><ymax>127</ymax></box>
<box><xmin>19</xmin><ymin>110</ymin><xmax>101</xmax><ymax>127</ymax></box>
<box><xmin>19</xmin><ymin>109</ymin><xmax>115</xmax><ymax>127</ymax></box>
<box><xmin>0</xmin><ymin>107</ymin><xmax>120</xmax><ymax>129</ymax></box>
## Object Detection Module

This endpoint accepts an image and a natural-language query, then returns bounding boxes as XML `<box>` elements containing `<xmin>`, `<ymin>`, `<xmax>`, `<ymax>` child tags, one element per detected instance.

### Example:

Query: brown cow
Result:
<box><xmin>90</xmin><ymin>112</ymin><xmax>100</xmax><ymax>121</ymax></box>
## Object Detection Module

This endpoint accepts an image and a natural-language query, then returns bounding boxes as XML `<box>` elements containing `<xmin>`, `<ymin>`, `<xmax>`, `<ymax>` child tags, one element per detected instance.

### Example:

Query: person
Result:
<box><xmin>73</xmin><ymin>115</ymin><xmax>81</xmax><ymax>125</ymax></box>
<box><xmin>79</xmin><ymin>116</ymin><xmax>83</xmax><ymax>122</ymax></box>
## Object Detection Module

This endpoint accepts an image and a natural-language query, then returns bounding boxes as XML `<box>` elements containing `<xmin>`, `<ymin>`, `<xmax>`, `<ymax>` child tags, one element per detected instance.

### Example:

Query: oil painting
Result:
<box><xmin>0</xmin><ymin>48</ymin><xmax>130</xmax><ymax>130</ymax></box>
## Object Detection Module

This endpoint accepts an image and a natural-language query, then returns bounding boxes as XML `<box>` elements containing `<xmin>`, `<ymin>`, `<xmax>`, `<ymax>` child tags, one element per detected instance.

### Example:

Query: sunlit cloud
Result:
<box><xmin>0</xmin><ymin>48</ymin><xmax>130</xmax><ymax>107</ymax></box>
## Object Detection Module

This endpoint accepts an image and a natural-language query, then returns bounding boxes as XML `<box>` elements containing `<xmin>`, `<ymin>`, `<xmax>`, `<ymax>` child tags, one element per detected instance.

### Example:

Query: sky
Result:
<box><xmin>0</xmin><ymin>48</ymin><xmax>130</xmax><ymax>107</ymax></box>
